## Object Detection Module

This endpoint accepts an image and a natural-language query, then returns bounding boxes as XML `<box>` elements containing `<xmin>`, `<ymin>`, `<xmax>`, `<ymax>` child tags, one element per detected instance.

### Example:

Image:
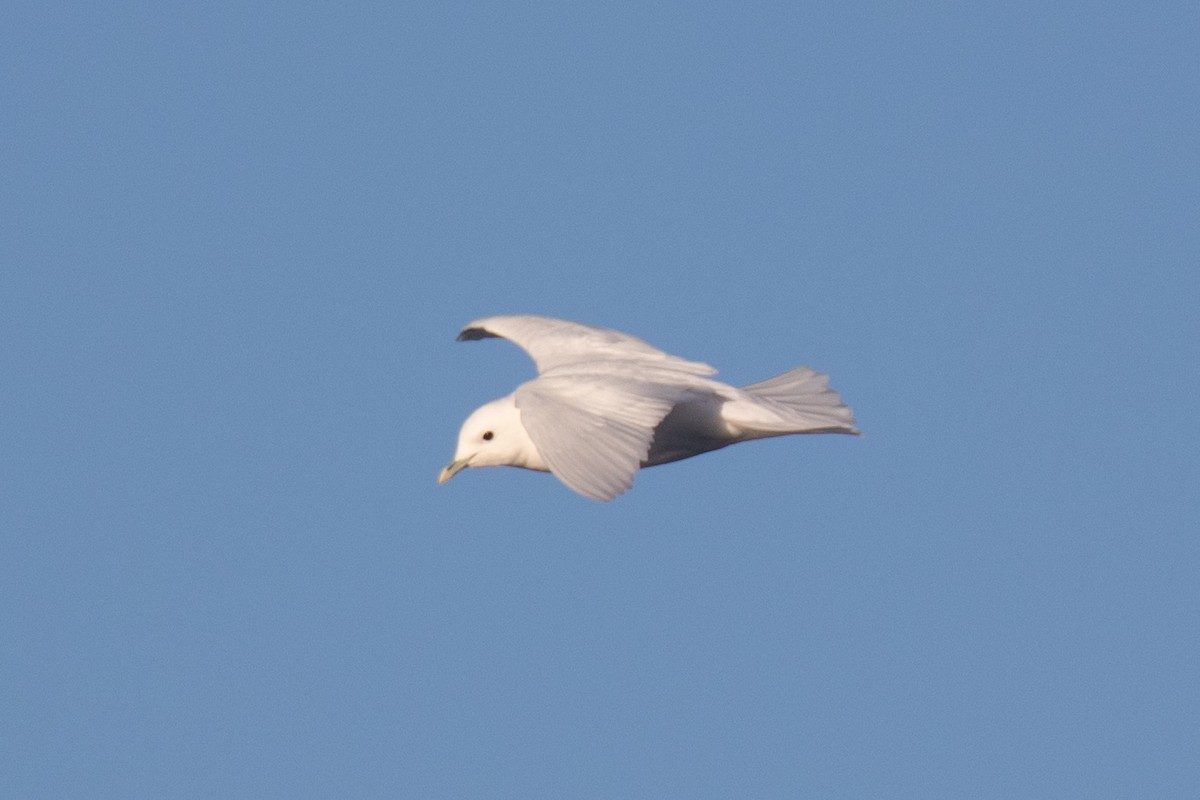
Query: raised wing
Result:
<box><xmin>515</xmin><ymin>368</ymin><xmax>703</xmax><ymax>501</ymax></box>
<box><xmin>457</xmin><ymin>315</ymin><xmax>716</xmax><ymax>376</ymax></box>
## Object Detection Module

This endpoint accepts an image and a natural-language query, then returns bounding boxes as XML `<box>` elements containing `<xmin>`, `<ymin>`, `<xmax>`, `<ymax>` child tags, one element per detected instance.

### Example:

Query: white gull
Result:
<box><xmin>439</xmin><ymin>315</ymin><xmax>858</xmax><ymax>501</ymax></box>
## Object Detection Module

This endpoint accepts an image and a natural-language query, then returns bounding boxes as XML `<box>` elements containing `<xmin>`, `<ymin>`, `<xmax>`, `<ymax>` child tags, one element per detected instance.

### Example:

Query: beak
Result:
<box><xmin>438</xmin><ymin>457</ymin><xmax>471</xmax><ymax>485</ymax></box>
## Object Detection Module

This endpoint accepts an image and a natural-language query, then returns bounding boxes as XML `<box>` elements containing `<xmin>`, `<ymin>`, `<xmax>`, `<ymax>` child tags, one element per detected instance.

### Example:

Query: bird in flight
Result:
<box><xmin>438</xmin><ymin>315</ymin><xmax>858</xmax><ymax>501</ymax></box>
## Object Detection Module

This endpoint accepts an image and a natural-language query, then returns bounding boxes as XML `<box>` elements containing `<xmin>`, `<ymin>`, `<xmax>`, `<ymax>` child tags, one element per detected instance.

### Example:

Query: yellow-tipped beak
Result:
<box><xmin>438</xmin><ymin>458</ymin><xmax>470</xmax><ymax>484</ymax></box>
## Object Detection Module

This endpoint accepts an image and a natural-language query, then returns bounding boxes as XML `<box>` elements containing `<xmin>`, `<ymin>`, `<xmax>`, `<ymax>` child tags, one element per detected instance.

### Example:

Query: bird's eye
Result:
<box><xmin>482</xmin><ymin>431</ymin><xmax>494</xmax><ymax>441</ymax></box>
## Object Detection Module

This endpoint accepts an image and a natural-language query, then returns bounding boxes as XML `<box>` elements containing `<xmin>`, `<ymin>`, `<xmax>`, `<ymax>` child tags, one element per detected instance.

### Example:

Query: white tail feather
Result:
<box><xmin>732</xmin><ymin>367</ymin><xmax>860</xmax><ymax>435</ymax></box>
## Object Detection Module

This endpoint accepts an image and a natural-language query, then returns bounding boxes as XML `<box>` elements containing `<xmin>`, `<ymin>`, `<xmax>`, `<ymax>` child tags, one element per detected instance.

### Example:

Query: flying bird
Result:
<box><xmin>438</xmin><ymin>315</ymin><xmax>858</xmax><ymax>501</ymax></box>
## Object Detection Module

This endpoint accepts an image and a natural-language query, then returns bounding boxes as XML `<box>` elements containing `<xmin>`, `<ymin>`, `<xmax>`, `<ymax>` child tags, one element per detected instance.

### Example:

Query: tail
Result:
<box><xmin>735</xmin><ymin>367</ymin><xmax>860</xmax><ymax>435</ymax></box>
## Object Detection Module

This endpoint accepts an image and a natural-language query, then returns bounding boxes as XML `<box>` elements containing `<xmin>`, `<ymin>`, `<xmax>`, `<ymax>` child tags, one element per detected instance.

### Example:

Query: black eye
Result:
<box><xmin>482</xmin><ymin>431</ymin><xmax>494</xmax><ymax>441</ymax></box>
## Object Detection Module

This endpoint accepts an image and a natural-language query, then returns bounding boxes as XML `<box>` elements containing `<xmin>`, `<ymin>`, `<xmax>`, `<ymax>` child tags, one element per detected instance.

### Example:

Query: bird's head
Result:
<box><xmin>438</xmin><ymin>394</ymin><xmax>545</xmax><ymax>484</ymax></box>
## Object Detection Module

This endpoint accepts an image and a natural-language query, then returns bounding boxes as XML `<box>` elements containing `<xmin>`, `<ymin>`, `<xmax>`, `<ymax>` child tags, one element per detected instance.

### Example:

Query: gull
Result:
<box><xmin>438</xmin><ymin>315</ymin><xmax>859</xmax><ymax>501</ymax></box>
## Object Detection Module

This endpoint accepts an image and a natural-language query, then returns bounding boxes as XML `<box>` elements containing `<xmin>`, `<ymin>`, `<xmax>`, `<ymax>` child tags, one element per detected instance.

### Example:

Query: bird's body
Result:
<box><xmin>439</xmin><ymin>315</ymin><xmax>858</xmax><ymax>501</ymax></box>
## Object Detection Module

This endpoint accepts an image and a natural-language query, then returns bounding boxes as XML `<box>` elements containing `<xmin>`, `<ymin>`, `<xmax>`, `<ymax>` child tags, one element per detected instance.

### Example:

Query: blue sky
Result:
<box><xmin>3</xmin><ymin>2</ymin><xmax>1197</xmax><ymax>797</ymax></box>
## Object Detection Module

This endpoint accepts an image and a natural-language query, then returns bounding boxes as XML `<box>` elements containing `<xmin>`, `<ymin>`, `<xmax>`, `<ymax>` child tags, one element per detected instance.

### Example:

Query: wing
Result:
<box><xmin>515</xmin><ymin>369</ymin><xmax>704</xmax><ymax>501</ymax></box>
<box><xmin>457</xmin><ymin>315</ymin><xmax>716</xmax><ymax>376</ymax></box>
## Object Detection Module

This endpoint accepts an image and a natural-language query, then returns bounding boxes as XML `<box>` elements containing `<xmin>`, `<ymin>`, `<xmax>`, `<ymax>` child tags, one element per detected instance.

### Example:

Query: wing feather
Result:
<box><xmin>515</xmin><ymin>368</ymin><xmax>704</xmax><ymax>501</ymax></box>
<box><xmin>457</xmin><ymin>315</ymin><xmax>716</xmax><ymax>376</ymax></box>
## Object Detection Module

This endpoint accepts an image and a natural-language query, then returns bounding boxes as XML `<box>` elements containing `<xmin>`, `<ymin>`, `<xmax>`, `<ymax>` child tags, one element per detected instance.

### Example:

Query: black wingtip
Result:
<box><xmin>456</xmin><ymin>326</ymin><xmax>498</xmax><ymax>342</ymax></box>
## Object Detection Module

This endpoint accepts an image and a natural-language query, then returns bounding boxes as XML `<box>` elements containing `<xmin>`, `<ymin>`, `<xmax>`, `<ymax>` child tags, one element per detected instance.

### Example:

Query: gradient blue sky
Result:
<box><xmin>3</xmin><ymin>2</ymin><xmax>1198</xmax><ymax>797</ymax></box>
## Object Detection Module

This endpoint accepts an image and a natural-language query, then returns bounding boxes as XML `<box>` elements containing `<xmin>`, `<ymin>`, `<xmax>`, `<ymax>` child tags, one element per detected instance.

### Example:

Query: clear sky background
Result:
<box><xmin>3</xmin><ymin>2</ymin><xmax>1197</xmax><ymax>798</ymax></box>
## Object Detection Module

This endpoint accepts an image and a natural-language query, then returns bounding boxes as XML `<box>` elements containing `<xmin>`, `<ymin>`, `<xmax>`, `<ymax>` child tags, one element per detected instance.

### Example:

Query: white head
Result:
<box><xmin>438</xmin><ymin>394</ymin><xmax>546</xmax><ymax>484</ymax></box>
